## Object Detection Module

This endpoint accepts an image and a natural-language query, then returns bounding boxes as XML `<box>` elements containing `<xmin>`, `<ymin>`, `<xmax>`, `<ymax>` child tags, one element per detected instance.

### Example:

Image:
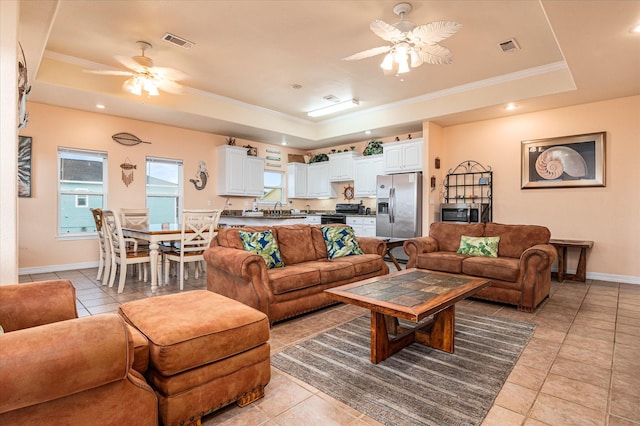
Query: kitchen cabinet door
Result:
<box><xmin>287</xmin><ymin>163</ymin><xmax>308</xmax><ymax>198</ymax></box>
<box><xmin>354</xmin><ymin>155</ymin><xmax>384</xmax><ymax>197</ymax></box>
<box><xmin>383</xmin><ymin>138</ymin><xmax>423</xmax><ymax>174</ymax></box>
<box><xmin>244</xmin><ymin>155</ymin><xmax>265</xmax><ymax>197</ymax></box>
<box><xmin>307</xmin><ymin>162</ymin><xmax>335</xmax><ymax>198</ymax></box>
<box><xmin>329</xmin><ymin>152</ymin><xmax>362</xmax><ymax>182</ymax></box>
<box><xmin>217</xmin><ymin>145</ymin><xmax>264</xmax><ymax>196</ymax></box>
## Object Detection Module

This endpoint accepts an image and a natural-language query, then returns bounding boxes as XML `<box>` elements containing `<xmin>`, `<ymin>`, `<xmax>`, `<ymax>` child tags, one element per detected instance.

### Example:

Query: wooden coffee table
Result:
<box><xmin>325</xmin><ymin>268</ymin><xmax>490</xmax><ymax>364</ymax></box>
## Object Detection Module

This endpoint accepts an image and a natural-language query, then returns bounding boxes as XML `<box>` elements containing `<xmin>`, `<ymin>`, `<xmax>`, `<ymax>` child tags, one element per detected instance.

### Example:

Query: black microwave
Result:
<box><xmin>441</xmin><ymin>203</ymin><xmax>490</xmax><ymax>223</ymax></box>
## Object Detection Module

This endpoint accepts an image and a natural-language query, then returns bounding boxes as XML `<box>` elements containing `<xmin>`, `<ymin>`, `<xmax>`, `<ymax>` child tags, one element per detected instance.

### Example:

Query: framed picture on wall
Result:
<box><xmin>521</xmin><ymin>131</ymin><xmax>605</xmax><ymax>189</ymax></box>
<box><xmin>18</xmin><ymin>135</ymin><xmax>32</xmax><ymax>197</ymax></box>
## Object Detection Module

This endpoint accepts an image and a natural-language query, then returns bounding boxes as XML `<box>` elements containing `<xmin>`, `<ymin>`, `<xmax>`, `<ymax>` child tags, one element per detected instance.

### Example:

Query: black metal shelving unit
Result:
<box><xmin>443</xmin><ymin>160</ymin><xmax>493</xmax><ymax>222</ymax></box>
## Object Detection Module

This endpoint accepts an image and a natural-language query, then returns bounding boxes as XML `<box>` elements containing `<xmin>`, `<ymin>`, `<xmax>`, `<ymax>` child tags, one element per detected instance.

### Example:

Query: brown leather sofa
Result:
<box><xmin>0</xmin><ymin>280</ymin><xmax>158</xmax><ymax>425</ymax></box>
<box><xmin>404</xmin><ymin>222</ymin><xmax>557</xmax><ymax>312</ymax></box>
<box><xmin>204</xmin><ymin>224</ymin><xmax>389</xmax><ymax>324</ymax></box>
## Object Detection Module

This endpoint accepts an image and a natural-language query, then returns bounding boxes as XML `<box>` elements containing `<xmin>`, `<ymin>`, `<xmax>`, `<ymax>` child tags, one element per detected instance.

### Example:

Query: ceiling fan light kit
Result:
<box><xmin>344</xmin><ymin>2</ymin><xmax>461</xmax><ymax>75</ymax></box>
<box><xmin>85</xmin><ymin>40</ymin><xmax>186</xmax><ymax>97</ymax></box>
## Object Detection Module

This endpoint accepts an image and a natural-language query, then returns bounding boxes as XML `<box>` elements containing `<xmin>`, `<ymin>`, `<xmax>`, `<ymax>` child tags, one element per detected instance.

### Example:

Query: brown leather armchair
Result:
<box><xmin>0</xmin><ymin>280</ymin><xmax>158</xmax><ymax>425</ymax></box>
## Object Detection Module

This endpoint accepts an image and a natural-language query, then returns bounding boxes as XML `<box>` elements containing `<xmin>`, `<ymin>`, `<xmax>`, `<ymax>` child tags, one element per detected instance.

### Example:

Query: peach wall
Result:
<box><xmin>430</xmin><ymin>96</ymin><xmax>639</xmax><ymax>281</ymax></box>
<box><xmin>18</xmin><ymin>97</ymin><xmax>640</xmax><ymax>282</ymax></box>
<box><xmin>17</xmin><ymin>103</ymin><xmax>310</xmax><ymax>269</ymax></box>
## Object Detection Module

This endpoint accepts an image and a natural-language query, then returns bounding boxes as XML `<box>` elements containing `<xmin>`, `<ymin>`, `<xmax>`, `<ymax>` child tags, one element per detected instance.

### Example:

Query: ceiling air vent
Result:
<box><xmin>323</xmin><ymin>95</ymin><xmax>340</xmax><ymax>103</ymax></box>
<box><xmin>498</xmin><ymin>38</ymin><xmax>520</xmax><ymax>53</ymax></box>
<box><xmin>162</xmin><ymin>33</ymin><xmax>194</xmax><ymax>49</ymax></box>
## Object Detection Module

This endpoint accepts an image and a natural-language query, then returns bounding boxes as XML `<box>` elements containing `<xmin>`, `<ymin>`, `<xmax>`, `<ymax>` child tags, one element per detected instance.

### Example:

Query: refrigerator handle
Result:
<box><xmin>389</xmin><ymin>187</ymin><xmax>395</xmax><ymax>223</ymax></box>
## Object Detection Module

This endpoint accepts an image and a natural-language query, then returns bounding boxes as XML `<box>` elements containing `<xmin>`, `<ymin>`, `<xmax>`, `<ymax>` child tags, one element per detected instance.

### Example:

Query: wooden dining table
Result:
<box><xmin>121</xmin><ymin>224</ymin><xmax>185</xmax><ymax>292</ymax></box>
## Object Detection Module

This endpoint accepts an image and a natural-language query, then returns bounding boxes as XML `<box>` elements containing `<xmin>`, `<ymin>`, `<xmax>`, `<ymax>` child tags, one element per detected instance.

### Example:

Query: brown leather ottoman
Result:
<box><xmin>119</xmin><ymin>290</ymin><xmax>270</xmax><ymax>426</ymax></box>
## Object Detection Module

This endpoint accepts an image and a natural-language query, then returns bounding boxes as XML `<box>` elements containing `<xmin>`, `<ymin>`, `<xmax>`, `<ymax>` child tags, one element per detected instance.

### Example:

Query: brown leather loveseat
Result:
<box><xmin>0</xmin><ymin>280</ymin><xmax>158</xmax><ymax>425</ymax></box>
<box><xmin>404</xmin><ymin>222</ymin><xmax>557</xmax><ymax>312</ymax></box>
<box><xmin>204</xmin><ymin>224</ymin><xmax>389</xmax><ymax>324</ymax></box>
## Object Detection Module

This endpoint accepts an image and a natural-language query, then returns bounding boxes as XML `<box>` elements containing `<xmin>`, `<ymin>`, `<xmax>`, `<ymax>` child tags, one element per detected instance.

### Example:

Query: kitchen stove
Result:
<box><xmin>320</xmin><ymin>203</ymin><xmax>362</xmax><ymax>224</ymax></box>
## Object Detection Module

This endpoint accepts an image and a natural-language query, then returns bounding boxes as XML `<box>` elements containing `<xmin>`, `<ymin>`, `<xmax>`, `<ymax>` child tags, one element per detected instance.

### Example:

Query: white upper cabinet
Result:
<box><xmin>354</xmin><ymin>154</ymin><xmax>384</xmax><ymax>197</ymax></box>
<box><xmin>216</xmin><ymin>145</ymin><xmax>264</xmax><ymax>197</ymax></box>
<box><xmin>287</xmin><ymin>161</ymin><xmax>336</xmax><ymax>198</ymax></box>
<box><xmin>287</xmin><ymin>162</ymin><xmax>308</xmax><ymax>198</ymax></box>
<box><xmin>383</xmin><ymin>138</ymin><xmax>423</xmax><ymax>174</ymax></box>
<box><xmin>329</xmin><ymin>151</ymin><xmax>362</xmax><ymax>182</ymax></box>
<box><xmin>307</xmin><ymin>162</ymin><xmax>336</xmax><ymax>198</ymax></box>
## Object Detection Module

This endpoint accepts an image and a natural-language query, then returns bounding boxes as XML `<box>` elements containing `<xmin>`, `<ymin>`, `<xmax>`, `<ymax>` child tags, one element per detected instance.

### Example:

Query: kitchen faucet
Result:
<box><xmin>274</xmin><ymin>201</ymin><xmax>283</xmax><ymax>214</ymax></box>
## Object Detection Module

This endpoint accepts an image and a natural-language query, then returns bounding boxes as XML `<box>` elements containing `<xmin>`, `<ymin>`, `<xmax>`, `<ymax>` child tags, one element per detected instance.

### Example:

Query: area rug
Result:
<box><xmin>271</xmin><ymin>310</ymin><xmax>536</xmax><ymax>426</ymax></box>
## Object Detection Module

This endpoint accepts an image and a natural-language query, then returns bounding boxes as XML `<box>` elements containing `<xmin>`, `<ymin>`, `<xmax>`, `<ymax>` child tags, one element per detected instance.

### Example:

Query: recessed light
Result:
<box><xmin>96</xmin><ymin>104</ymin><xmax>105</xmax><ymax>109</ymax></box>
<box><xmin>505</xmin><ymin>103</ymin><xmax>517</xmax><ymax>111</ymax></box>
<box><xmin>281</xmin><ymin>141</ymin><xmax>287</xmax><ymax>146</ymax></box>
<box><xmin>365</xmin><ymin>130</ymin><xmax>372</xmax><ymax>135</ymax></box>
<box><xmin>631</xmin><ymin>24</ymin><xmax>640</xmax><ymax>34</ymax></box>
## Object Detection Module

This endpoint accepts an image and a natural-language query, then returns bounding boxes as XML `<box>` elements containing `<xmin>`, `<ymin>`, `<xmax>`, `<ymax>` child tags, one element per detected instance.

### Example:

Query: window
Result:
<box><xmin>146</xmin><ymin>157</ymin><xmax>183</xmax><ymax>224</ymax></box>
<box><xmin>75</xmin><ymin>195</ymin><xmax>88</xmax><ymax>208</ymax></box>
<box><xmin>58</xmin><ymin>148</ymin><xmax>107</xmax><ymax>235</ymax></box>
<box><xmin>261</xmin><ymin>170</ymin><xmax>284</xmax><ymax>205</ymax></box>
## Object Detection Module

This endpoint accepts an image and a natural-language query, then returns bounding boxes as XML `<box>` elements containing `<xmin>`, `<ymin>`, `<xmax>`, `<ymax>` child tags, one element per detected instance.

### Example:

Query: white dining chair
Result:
<box><xmin>163</xmin><ymin>209</ymin><xmax>221</xmax><ymax>290</ymax></box>
<box><xmin>89</xmin><ymin>208</ymin><xmax>111</xmax><ymax>283</ymax></box>
<box><xmin>102</xmin><ymin>209</ymin><xmax>151</xmax><ymax>293</ymax></box>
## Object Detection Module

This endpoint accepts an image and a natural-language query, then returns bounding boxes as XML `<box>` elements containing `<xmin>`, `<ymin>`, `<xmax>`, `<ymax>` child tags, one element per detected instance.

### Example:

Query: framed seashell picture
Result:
<box><xmin>521</xmin><ymin>132</ymin><xmax>605</xmax><ymax>189</ymax></box>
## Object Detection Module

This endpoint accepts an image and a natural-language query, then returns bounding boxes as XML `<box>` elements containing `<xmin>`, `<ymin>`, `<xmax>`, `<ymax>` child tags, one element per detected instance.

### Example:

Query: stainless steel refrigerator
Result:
<box><xmin>376</xmin><ymin>172</ymin><xmax>423</xmax><ymax>263</ymax></box>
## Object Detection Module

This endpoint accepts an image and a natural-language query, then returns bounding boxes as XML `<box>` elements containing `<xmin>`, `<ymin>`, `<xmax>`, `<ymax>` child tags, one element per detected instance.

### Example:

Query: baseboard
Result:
<box><xmin>587</xmin><ymin>272</ymin><xmax>640</xmax><ymax>285</ymax></box>
<box><xmin>19</xmin><ymin>261</ymin><xmax>99</xmax><ymax>276</ymax></box>
<box><xmin>19</xmin><ymin>262</ymin><xmax>640</xmax><ymax>285</ymax></box>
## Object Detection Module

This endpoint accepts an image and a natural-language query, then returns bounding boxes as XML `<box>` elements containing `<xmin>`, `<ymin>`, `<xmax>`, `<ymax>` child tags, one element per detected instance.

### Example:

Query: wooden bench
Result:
<box><xmin>549</xmin><ymin>239</ymin><xmax>594</xmax><ymax>282</ymax></box>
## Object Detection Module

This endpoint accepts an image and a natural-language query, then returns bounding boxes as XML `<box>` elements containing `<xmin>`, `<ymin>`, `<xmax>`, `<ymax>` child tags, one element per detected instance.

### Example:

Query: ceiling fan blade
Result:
<box><xmin>415</xmin><ymin>44</ymin><xmax>454</xmax><ymax>65</ymax></box>
<box><xmin>156</xmin><ymin>79</ymin><xmax>183</xmax><ymax>94</ymax></box>
<box><xmin>370</xmin><ymin>20</ymin><xmax>406</xmax><ymax>43</ymax></box>
<box><xmin>151</xmin><ymin>66</ymin><xmax>188</xmax><ymax>81</ymax></box>
<box><xmin>408</xmin><ymin>21</ymin><xmax>462</xmax><ymax>46</ymax></box>
<box><xmin>114</xmin><ymin>55</ymin><xmax>146</xmax><ymax>72</ymax></box>
<box><xmin>343</xmin><ymin>45</ymin><xmax>391</xmax><ymax>61</ymax></box>
<box><xmin>83</xmin><ymin>69</ymin><xmax>134</xmax><ymax>76</ymax></box>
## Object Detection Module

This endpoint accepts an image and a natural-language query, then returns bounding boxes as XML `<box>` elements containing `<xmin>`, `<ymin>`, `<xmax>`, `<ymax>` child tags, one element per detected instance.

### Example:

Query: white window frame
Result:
<box><xmin>146</xmin><ymin>156</ymin><xmax>183</xmax><ymax>224</ymax></box>
<box><xmin>57</xmin><ymin>147</ymin><xmax>108</xmax><ymax>239</ymax></box>
<box><xmin>260</xmin><ymin>170</ymin><xmax>284</xmax><ymax>205</ymax></box>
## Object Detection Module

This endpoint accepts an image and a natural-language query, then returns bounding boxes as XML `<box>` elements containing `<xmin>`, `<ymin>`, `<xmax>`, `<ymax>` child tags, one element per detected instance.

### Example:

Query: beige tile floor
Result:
<box><xmin>20</xmin><ymin>264</ymin><xmax>640</xmax><ymax>426</ymax></box>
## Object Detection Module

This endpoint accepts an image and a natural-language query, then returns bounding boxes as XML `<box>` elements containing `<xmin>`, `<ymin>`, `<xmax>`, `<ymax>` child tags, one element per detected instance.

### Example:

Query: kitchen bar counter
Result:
<box><xmin>218</xmin><ymin>212</ymin><xmax>377</xmax><ymax>228</ymax></box>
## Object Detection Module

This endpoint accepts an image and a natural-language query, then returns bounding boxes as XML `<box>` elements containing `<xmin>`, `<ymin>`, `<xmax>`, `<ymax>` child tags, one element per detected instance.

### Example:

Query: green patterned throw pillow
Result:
<box><xmin>239</xmin><ymin>230</ymin><xmax>285</xmax><ymax>269</ymax></box>
<box><xmin>321</xmin><ymin>225</ymin><xmax>364</xmax><ymax>259</ymax></box>
<box><xmin>457</xmin><ymin>235</ymin><xmax>500</xmax><ymax>257</ymax></box>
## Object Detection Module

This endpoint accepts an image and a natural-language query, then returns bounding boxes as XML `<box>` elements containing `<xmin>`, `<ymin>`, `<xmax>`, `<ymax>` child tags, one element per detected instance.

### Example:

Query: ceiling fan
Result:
<box><xmin>85</xmin><ymin>41</ymin><xmax>186</xmax><ymax>96</ymax></box>
<box><xmin>343</xmin><ymin>2</ymin><xmax>461</xmax><ymax>74</ymax></box>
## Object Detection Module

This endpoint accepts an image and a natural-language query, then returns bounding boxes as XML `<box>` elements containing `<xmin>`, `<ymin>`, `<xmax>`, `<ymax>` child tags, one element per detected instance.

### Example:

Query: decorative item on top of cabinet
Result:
<box><xmin>309</xmin><ymin>153</ymin><xmax>329</xmax><ymax>163</ymax></box>
<box><xmin>244</xmin><ymin>145</ymin><xmax>257</xmax><ymax>156</ymax></box>
<box><xmin>363</xmin><ymin>139</ymin><xmax>384</xmax><ymax>156</ymax></box>
<box><xmin>226</xmin><ymin>137</ymin><xmax>236</xmax><ymax>146</ymax></box>
<box><xmin>189</xmin><ymin>161</ymin><xmax>209</xmax><ymax>190</ymax></box>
